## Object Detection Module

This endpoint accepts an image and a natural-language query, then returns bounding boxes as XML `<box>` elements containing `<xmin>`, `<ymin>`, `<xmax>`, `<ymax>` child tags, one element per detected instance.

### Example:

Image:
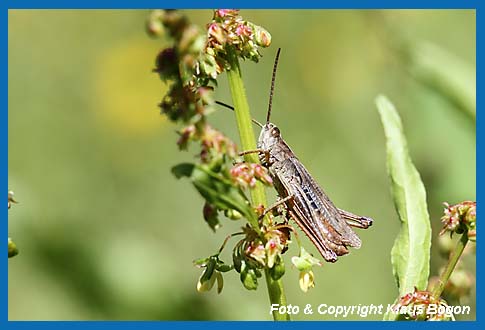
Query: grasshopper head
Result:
<box><xmin>257</xmin><ymin>122</ymin><xmax>281</xmax><ymax>150</ymax></box>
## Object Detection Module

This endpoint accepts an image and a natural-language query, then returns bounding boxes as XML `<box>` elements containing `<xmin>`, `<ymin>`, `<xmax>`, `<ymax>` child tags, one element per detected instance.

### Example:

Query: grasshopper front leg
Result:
<box><xmin>238</xmin><ymin>149</ymin><xmax>271</xmax><ymax>166</ymax></box>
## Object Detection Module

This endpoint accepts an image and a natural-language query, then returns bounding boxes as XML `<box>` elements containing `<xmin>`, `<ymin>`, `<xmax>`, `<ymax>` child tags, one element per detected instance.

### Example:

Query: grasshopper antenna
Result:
<box><xmin>266</xmin><ymin>48</ymin><xmax>281</xmax><ymax>124</ymax></box>
<box><xmin>214</xmin><ymin>101</ymin><xmax>263</xmax><ymax>128</ymax></box>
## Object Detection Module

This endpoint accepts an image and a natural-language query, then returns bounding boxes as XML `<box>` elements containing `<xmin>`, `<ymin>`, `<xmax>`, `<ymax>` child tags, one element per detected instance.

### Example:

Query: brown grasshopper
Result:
<box><xmin>218</xmin><ymin>49</ymin><xmax>372</xmax><ymax>262</ymax></box>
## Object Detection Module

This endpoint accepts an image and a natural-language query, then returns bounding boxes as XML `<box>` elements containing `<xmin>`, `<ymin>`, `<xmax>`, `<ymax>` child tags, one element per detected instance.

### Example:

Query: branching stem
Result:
<box><xmin>226</xmin><ymin>48</ymin><xmax>289</xmax><ymax>321</ymax></box>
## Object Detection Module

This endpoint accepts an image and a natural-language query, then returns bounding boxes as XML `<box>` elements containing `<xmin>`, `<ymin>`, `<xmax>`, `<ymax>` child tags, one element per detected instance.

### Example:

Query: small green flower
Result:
<box><xmin>298</xmin><ymin>269</ymin><xmax>315</xmax><ymax>293</ymax></box>
<box><xmin>291</xmin><ymin>247</ymin><xmax>321</xmax><ymax>293</ymax></box>
<box><xmin>197</xmin><ymin>268</ymin><xmax>217</xmax><ymax>292</ymax></box>
<box><xmin>248</xmin><ymin>241</ymin><xmax>266</xmax><ymax>266</ymax></box>
<box><xmin>291</xmin><ymin>247</ymin><xmax>321</xmax><ymax>271</ymax></box>
<box><xmin>265</xmin><ymin>231</ymin><xmax>285</xmax><ymax>268</ymax></box>
<box><xmin>197</xmin><ymin>269</ymin><xmax>224</xmax><ymax>294</ymax></box>
<box><xmin>195</xmin><ymin>256</ymin><xmax>225</xmax><ymax>294</ymax></box>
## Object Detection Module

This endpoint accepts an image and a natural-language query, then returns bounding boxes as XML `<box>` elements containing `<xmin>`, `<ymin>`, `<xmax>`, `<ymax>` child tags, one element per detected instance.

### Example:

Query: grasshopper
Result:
<box><xmin>219</xmin><ymin>49</ymin><xmax>372</xmax><ymax>262</ymax></box>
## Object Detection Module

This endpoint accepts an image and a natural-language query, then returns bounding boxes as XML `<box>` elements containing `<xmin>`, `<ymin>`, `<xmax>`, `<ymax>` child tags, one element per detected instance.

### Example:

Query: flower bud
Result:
<box><xmin>154</xmin><ymin>48</ymin><xmax>178</xmax><ymax>80</ymax></box>
<box><xmin>216</xmin><ymin>271</ymin><xmax>224</xmax><ymax>294</ymax></box>
<box><xmin>269</xmin><ymin>256</ymin><xmax>285</xmax><ymax>280</ymax></box>
<box><xmin>252</xmin><ymin>164</ymin><xmax>273</xmax><ymax>186</ymax></box>
<box><xmin>253</xmin><ymin>25</ymin><xmax>272</xmax><ymax>47</ymax></box>
<box><xmin>203</xmin><ymin>203</ymin><xmax>221</xmax><ymax>232</ymax></box>
<box><xmin>207</xmin><ymin>23</ymin><xmax>226</xmax><ymax>45</ymax></box>
<box><xmin>8</xmin><ymin>237</ymin><xmax>19</xmax><ymax>258</ymax></box>
<box><xmin>240</xmin><ymin>265</ymin><xmax>259</xmax><ymax>290</ymax></box>
<box><xmin>224</xmin><ymin>208</ymin><xmax>242</xmax><ymax>220</ymax></box>
<box><xmin>214</xmin><ymin>9</ymin><xmax>239</xmax><ymax>19</ymax></box>
<box><xmin>235</xmin><ymin>23</ymin><xmax>252</xmax><ymax>37</ymax></box>
<box><xmin>247</xmin><ymin>241</ymin><xmax>266</xmax><ymax>266</ymax></box>
<box><xmin>197</xmin><ymin>270</ymin><xmax>216</xmax><ymax>292</ymax></box>
<box><xmin>146</xmin><ymin>10</ymin><xmax>165</xmax><ymax>37</ymax></box>
<box><xmin>196</xmin><ymin>257</ymin><xmax>217</xmax><ymax>292</ymax></box>
<box><xmin>179</xmin><ymin>25</ymin><xmax>204</xmax><ymax>54</ymax></box>
<box><xmin>177</xmin><ymin>124</ymin><xmax>196</xmax><ymax>150</ymax></box>
<box><xmin>197</xmin><ymin>86</ymin><xmax>214</xmax><ymax>105</ymax></box>
<box><xmin>161</xmin><ymin>10</ymin><xmax>187</xmax><ymax>34</ymax></box>
<box><xmin>233</xmin><ymin>251</ymin><xmax>243</xmax><ymax>273</ymax></box>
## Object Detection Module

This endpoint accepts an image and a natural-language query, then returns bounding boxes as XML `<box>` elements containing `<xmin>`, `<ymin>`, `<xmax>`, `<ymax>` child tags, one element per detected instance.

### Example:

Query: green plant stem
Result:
<box><xmin>431</xmin><ymin>233</ymin><xmax>469</xmax><ymax>299</ymax></box>
<box><xmin>226</xmin><ymin>49</ymin><xmax>289</xmax><ymax>321</ymax></box>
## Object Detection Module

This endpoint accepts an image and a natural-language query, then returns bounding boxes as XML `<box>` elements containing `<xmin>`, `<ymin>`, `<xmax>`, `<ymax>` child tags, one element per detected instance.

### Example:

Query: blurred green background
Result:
<box><xmin>8</xmin><ymin>10</ymin><xmax>475</xmax><ymax>320</ymax></box>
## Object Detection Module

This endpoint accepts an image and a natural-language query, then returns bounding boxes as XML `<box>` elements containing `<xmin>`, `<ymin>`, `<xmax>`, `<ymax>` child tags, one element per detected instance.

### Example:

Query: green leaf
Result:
<box><xmin>172</xmin><ymin>163</ymin><xmax>195</xmax><ymax>179</ymax></box>
<box><xmin>376</xmin><ymin>95</ymin><xmax>431</xmax><ymax>320</ymax></box>
<box><xmin>172</xmin><ymin>163</ymin><xmax>256</xmax><ymax>223</ymax></box>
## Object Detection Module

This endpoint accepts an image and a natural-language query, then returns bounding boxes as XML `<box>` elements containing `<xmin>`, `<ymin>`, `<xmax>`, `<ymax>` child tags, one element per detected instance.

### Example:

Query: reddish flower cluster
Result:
<box><xmin>244</xmin><ymin>226</ymin><xmax>289</xmax><ymax>269</ymax></box>
<box><xmin>176</xmin><ymin>122</ymin><xmax>237</xmax><ymax>163</ymax></box>
<box><xmin>230</xmin><ymin>163</ymin><xmax>273</xmax><ymax>188</ymax></box>
<box><xmin>440</xmin><ymin>201</ymin><xmax>476</xmax><ymax>241</ymax></box>
<box><xmin>206</xmin><ymin>9</ymin><xmax>271</xmax><ymax>74</ymax></box>
<box><xmin>393</xmin><ymin>287</ymin><xmax>450</xmax><ymax>321</ymax></box>
<box><xmin>200</xmin><ymin>125</ymin><xmax>237</xmax><ymax>162</ymax></box>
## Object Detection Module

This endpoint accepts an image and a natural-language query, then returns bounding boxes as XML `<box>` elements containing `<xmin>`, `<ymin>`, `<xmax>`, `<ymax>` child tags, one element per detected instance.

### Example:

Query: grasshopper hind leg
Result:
<box><xmin>338</xmin><ymin>208</ymin><xmax>373</xmax><ymax>229</ymax></box>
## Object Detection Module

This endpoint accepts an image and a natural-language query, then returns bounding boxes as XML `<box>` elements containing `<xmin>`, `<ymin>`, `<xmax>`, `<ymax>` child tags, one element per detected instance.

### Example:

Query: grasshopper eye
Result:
<box><xmin>271</xmin><ymin>127</ymin><xmax>280</xmax><ymax>137</ymax></box>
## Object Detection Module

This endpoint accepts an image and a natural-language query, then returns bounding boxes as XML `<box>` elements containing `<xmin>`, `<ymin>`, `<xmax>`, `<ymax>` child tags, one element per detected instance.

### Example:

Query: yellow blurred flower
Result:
<box><xmin>94</xmin><ymin>38</ymin><xmax>168</xmax><ymax>137</ymax></box>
